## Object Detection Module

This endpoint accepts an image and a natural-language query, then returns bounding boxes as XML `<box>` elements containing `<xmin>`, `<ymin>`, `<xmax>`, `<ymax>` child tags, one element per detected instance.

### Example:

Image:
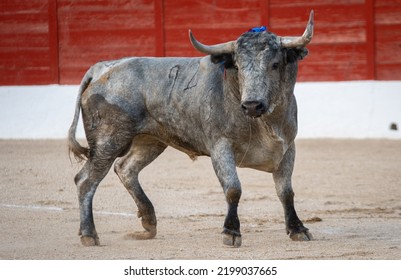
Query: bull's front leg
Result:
<box><xmin>273</xmin><ymin>143</ymin><xmax>313</xmax><ymax>241</ymax></box>
<box><xmin>211</xmin><ymin>140</ymin><xmax>242</xmax><ymax>247</ymax></box>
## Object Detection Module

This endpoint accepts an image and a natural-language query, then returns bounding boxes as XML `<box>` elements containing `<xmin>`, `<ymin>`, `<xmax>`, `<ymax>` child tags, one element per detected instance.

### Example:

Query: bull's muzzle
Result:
<box><xmin>241</xmin><ymin>100</ymin><xmax>267</xmax><ymax>118</ymax></box>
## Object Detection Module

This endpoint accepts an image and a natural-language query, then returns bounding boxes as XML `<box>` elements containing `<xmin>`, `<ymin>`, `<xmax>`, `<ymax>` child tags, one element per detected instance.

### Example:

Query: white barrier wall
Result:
<box><xmin>0</xmin><ymin>81</ymin><xmax>400</xmax><ymax>139</ymax></box>
<box><xmin>295</xmin><ymin>81</ymin><xmax>401</xmax><ymax>138</ymax></box>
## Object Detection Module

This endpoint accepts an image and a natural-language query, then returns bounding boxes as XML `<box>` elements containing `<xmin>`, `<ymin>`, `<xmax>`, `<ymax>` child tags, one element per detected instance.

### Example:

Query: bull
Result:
<box><xmin>68</xmin><ymin>11</ymin><xmax>314</xmax><ymax>247</ymax></box>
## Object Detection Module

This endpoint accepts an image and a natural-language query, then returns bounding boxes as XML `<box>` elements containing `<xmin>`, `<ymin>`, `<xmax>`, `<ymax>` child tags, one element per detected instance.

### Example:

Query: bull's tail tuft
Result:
<box><xmin>68</xmin><ymin>72</ymin><xmax>92</xmax><ymax>162</ymax></box>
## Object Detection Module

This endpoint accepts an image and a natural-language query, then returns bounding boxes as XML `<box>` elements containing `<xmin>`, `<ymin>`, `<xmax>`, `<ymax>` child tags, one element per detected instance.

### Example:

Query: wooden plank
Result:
<box><xmin>260</xmin><ymin>0</ymin><xmax>270</xmax><ymax>28</ymax></box>
<box><xmin>48</xmin><ymin>0</ymin><xmax>59</xmax><ymax>84</ymax></box>
<box><xmin>154</xmin><ymin>0</ymin><xmax>165</xmax><ymax>57</ymax></box>
<box><xmin>0</xmin><ymin>0</ymin><xmax>55</xmax><ymax>85</ymax></box>
<box><xmin>365</xmin><ymin>0</ymin><xmax>375</xmax><ymax>80</ymax></box>
<box><xmin>57</xmin><ymin>0</ymin><xmax>157</xmax><ymax>84</ymax></box>
<box><xmin>374</xmin><ymin>0</ymin><xmax>401</xmax><ymax>80</ymax></box>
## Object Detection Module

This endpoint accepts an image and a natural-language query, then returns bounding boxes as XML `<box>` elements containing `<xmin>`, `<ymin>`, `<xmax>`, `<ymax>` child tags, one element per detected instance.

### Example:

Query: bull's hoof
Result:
<box><xmin>125</xmin><ymin>227</ymin><xmax>157</xmax><ymax>240</ymax></box>
<box><xmin>133</xmin><ymin>212</ymin><xmax>157</xmax><ymax>240</ymax></box>
<box><xmin>289</xmin><ymin>230</ymin><xmax>313</xmax><ymax>241</ymax></box>
<box><xmin>222</xmin><ymin>233</ymin><xmax>242</xmax><ymax>247</ymax></box>
<box><xmin>81</xmin><ymin>235</ymin><xmax>100</xmax><ymax>246</ymax></box>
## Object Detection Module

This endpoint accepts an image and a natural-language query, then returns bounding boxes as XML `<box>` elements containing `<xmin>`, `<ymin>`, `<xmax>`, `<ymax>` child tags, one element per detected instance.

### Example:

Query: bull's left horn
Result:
<box><xmin>189</xmin><ymin>30</ymin><xmax>235</xmax><ymax>55</ymax></box>
<box><xmin>280</xmin><ymin>10</ymin><xmax>314</xmax><ymax>48</ymax></box>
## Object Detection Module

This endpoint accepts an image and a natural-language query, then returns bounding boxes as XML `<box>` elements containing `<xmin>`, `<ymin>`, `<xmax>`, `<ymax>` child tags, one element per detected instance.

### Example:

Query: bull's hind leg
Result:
<box><xmin>114</xmin><ymin>136</ymin><xmax>167</xmax><ymax>240</ymax></box>
<box><xmin>74</xmin><ymin>92</ymin><xmax>139</xmax><ymax>246</ymax></box>
<box><xmin>273</xmin><ymin>143</ymin><xmax>312</xmax><ymax>241</ymax></box>
<box><xmin>75</xmin><ymin>155</ymin><xmax>115</xmax><ymax>246</ymax></box>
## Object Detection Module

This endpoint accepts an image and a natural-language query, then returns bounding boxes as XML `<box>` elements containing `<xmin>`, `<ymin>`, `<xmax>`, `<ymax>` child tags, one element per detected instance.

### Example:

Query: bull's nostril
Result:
<box><xmin>241</xmin><ymin>100</ymin><xmax>267</xmax><ymax>117</ymax></box>
<box><xmin>255</xmin><ymin>102</ymin><xmax>264</xmax><ymax>111</ymax></box>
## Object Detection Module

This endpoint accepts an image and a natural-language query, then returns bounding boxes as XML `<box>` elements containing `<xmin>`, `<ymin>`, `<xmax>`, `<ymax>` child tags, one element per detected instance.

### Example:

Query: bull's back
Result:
<box><xmin>81</xmin><ymin>56</ymin><xmax>218</xmax><ymax>156</ymax></box>
<box><xmin>134</xmin><ymin>57</ymin><xmax>218</xmax><ymax>155</ymax></box>
<box><xmin>82</xmin><ymin>56</ymin><xmax>204</xmax><ymax>114</ymax></box>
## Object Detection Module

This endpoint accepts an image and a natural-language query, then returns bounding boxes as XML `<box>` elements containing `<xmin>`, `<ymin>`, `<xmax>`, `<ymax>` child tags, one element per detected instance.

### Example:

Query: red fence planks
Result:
<box><xmin>269</xmin><ymin>0</ymin><xmax>372</xmax><ymax>81</ymax></box>
<box><xmin>0</xmin><ymin>0</ymin><xmax>58</xmax><ymax>85</ymax></box>
<box><xmin>0</xmin><ymin>0</ymin><xmax>401</xmax><ymax>85</ymax></box>
<box><xmin>374</xmin><ymin>0</ymin><xmax>401</xmax><ymax>80</ymax></box>
<box><xmin>57</xmin><ymin>0</ymin><xmax>158</xmax><ymax>84</ymax></box>
<box><xmin>164</xmin><ymin>0</ymin><xmax>263</xmax><ymax>57</ymax></box>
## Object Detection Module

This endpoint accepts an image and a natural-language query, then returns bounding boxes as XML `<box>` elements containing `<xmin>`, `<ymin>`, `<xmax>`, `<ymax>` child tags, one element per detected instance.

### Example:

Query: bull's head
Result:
<box><xmin>189</xmin><ymin>10</ymin><xmax>314</xmax><ymax>118</ymax></box>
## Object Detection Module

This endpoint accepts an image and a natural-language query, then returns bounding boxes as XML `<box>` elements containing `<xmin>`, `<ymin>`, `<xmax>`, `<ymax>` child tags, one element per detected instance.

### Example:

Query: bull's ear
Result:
<box><xmin>285</xmin><ymin>47</ymin><xmax>309</xmax><ymax>64</ymax></box>
<box><xmin>210</xmin><ymin>53</ymin><xmax>236</xmax><ymax>69</ymax></box>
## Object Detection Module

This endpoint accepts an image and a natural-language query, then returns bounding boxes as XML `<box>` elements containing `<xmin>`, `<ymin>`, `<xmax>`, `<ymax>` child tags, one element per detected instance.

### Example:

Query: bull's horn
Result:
<box><xmin>280</xmin><ymin>10</ymin><xmax>314</xmax><ymax>48</ymax></box>
<box><xmin>189</xmin><ymin>30</ymin><xmax>235</xmax><ymax>55</ymax></box>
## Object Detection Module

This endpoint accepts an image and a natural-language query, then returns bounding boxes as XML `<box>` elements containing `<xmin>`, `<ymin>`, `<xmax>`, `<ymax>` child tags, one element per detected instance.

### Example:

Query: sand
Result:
<box><xmin>0</xmin><ymin>139</ymin><xmax>400</xmax><ymax>259</ymax></box>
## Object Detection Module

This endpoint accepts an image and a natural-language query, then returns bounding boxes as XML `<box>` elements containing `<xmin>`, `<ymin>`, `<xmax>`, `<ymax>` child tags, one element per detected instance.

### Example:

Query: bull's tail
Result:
<box><xmin>68</xmin><ymin>70</ymin><xmax>92</xmax><ymax>161</ymax></box>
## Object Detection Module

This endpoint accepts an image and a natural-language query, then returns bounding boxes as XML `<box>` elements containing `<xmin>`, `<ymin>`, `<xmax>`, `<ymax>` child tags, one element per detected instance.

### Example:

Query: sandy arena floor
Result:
<box><xmin>0</xmin><ymin>139</ymin><xmax>400</xmax><ymax>259</ymax></box>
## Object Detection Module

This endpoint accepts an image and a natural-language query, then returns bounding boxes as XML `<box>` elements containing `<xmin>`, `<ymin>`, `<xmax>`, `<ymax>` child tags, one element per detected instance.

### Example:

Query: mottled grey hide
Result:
<box><xmin>69</xmin><ymin>11</ymin><xmax>314</xmax><ymax>247</ymax></box>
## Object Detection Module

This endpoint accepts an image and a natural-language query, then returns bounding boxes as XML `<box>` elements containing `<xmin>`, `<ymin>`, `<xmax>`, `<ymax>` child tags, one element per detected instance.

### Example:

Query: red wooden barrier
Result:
<box><xmin>375</xmin><ymin>0</ymin><xmax>401</xmax><ymax>80</ymax></box>
<box><xmin>0</xmin><ymin>0</ymin><xmax>400</xmax><ymax>85</ymax></box>
<box><xmin>0</xmin><ymin>0</ymin><xmax>59</xmax><ymax>85</ymax></box>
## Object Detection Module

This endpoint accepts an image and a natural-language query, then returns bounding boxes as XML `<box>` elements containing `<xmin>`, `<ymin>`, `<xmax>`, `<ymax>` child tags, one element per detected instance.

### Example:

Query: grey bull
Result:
<box><xmin>68</xmin><ymin>11</ymin><xmax>314</xmax><ymax>247</ymax></box>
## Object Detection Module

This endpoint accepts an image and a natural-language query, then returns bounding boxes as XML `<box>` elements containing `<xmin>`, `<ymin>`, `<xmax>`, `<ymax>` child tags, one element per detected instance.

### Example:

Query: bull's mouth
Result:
<box><xmin>241</xmin><ymin>100</ymin><xmax>268</xmax><ymax>118</ymax></box>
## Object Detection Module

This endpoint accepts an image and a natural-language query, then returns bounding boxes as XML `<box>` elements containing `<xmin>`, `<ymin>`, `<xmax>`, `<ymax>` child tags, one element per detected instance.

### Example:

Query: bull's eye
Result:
<box><xmin>272</xmin><ymin>62</ymin><xmax>279</xmax><ymax>70</ymax></box>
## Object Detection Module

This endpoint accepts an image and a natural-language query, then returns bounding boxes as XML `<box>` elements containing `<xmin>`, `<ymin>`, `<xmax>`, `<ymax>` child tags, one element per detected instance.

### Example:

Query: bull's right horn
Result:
<box><xmin>280</xmin><ymin>10</ymin><xmax>314</xmax><ymax>48</ymax></box>
<box><xmin>189</xmin><ymin>30</ymin><xmax>235</xmax><ymax>55</ymax></box>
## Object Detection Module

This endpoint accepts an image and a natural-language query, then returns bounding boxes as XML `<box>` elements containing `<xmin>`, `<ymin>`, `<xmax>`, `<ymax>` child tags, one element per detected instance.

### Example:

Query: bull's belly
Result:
<box><xmin>148</xmin><ymin>128</ymin><xmax>210</xmax><ymax>160</ymax></box>
<box><xmin>144</xmin><ymin>116</ymin><xmax>288</xmax><ymax>172</ymax></box>
<box><xmin>165</xmin><ymin>139</ymin><xmax>285</xmax><ymax>172</ymax></box>
<box><xmin>165</xmin><ymin>139</ymin><xmax>209</xmax><ymax>160</ymax></box>
<box><xmin>148</xmin><ymin>128</ymin><xmax>287</xmax><ymax>172</ymax></box>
